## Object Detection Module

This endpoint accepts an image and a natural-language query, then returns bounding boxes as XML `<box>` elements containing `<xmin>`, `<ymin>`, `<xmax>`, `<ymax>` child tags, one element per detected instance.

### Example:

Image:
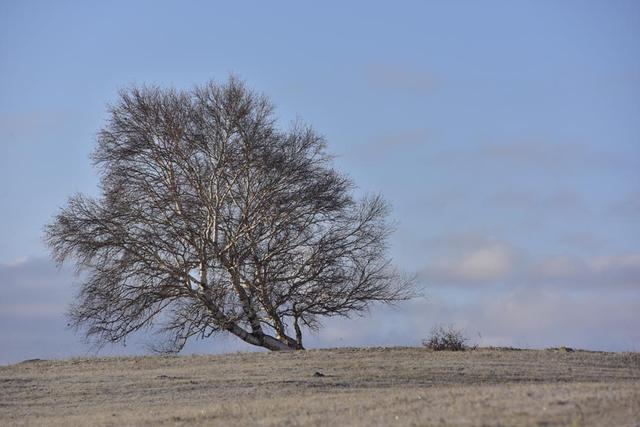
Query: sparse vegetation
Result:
<box><xmin>422</xmin><ymin>324</ymin><xmax>472</xmax><ymax>351</ymax></box>
<box><xmin>547</xmin><ymin>346</ymin><xmax>576</xmax><ymax>353</ymax></box>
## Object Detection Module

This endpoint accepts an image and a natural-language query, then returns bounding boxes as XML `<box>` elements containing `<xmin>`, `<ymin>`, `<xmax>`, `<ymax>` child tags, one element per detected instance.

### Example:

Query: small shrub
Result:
<box><xmin>422</xmin><ymin>325</ymin><xmax>470</xmax><ymax>351</ymax></box>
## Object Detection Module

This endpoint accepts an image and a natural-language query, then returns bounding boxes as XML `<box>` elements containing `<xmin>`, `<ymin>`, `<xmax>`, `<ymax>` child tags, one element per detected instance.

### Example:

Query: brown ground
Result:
<box><xmin>1</xmin><ymin>347</ymin><xmax>639</xmax><ymax>426</ymax></box>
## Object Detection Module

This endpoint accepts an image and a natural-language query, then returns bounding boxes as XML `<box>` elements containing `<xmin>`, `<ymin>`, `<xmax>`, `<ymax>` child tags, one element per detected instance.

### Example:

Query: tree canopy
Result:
<box><xmin>45</xmin><ymin>77</ymin><xmax>413</xmax><ymax>351</ymax></box>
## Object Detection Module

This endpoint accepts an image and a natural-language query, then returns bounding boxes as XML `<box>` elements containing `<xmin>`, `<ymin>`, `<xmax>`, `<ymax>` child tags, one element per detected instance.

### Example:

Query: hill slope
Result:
<box><xmin>1</xmin><ymin>347</ymin><xmax>639</xmax><ymax>426</ymax></box>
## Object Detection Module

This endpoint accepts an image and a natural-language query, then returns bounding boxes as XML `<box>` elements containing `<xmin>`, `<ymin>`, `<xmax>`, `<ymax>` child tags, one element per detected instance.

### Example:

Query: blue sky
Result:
<box><xmin>1</xmin><ymin>0</ymin><xmax>639</xmax><ymax>364</ymax></box>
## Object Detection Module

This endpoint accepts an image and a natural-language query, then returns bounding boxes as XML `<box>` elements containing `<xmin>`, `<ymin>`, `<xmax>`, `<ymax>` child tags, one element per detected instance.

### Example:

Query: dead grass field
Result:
<box><xmin>1</xmin><ymin>347</ymin><xmax>639</xmax><ymax>426</ymax></box>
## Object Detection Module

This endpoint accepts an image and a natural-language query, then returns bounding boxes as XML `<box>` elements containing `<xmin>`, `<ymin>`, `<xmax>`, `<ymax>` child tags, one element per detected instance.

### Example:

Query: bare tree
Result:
<box><xmin>45</xmin><ymin>77</ymin><xmax>413</xmax><ymax>352</ymax></box>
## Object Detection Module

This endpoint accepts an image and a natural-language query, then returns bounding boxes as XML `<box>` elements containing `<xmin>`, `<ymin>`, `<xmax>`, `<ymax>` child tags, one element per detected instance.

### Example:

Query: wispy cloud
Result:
<box><xmin>365</xmin><ymin>63</ymin><xmax>439</xmax><ymax>93</ymax></box>
<box><xmin>312</xmin><ymin>287</ymin><xmax>640</xmax><ymax>351</ymax></box>
<box><xmin>487</xmin><ymin>189</ymin><xmax>586</xmax><ymax>213</ymax></box>
<box><xmin>0</xmin><ymin>110</ymin><xmax>72</xmax><ymax>138</ymax></box>
<box><xmin>2</xmin><ymin>251</ymin><xmax>639</xmax><ymax>362</ymax></box>
<box><xmin>481</xmin><ymin>140</ymin><xmax>639</xmax><ymax>173</ymax></box>
<box><xmin>419</xmin><ymin>233</ymin><xmax>520</xmax><ymax>285</ymax></box>
<box><xmin>371</xmin><ymin>129</ymin><xmax>429</xmax><ymax>149</ymax></box>
<box><xmin>0</xmin><ymin>256</ymin><xmax>28</xmax><ymax>267</ymax></box>
<box><xmin>608</xmin><ymin>190</ymin><xmax>640</xmax><ymax>218</ymax></box>
<box><xmin>0</xmin><ymin>257</ymin><xmax>257</xmax><ymax>364</ymax></box>
<box><xmin>420</xmin><ymin>233</ymin><xmax>640</xmax><ymax>290</ymax></box>
<box><xmin>558</xmin><ymin>231</ymin><xmax>609</xmax><ymax>252</ymax></box>
<box><xmin>521</xmin><ymin>253</ymin><xmax>640</xmax><ymax>290</ymax></box>
<box><xmin>0</xmin><ymin>257</ymin><xmax>79</xmax><ymax>364</ymax></box>
<box><xmin>421</xmin><ymin>139</ymin><xmax>639</xmax><ymax>176</ymax></box>
<box><xmin>424</xmin><ymin>243</ymin><xmax>517</xmax><ymax>284</ymax></box>
<box><xmin>349</xmin><ymin>128</ymin><xmax>430</xmax><ymax>160</ymax></box>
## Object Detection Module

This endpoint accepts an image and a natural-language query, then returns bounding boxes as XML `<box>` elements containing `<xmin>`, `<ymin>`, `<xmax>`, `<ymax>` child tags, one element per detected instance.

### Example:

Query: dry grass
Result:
<box><xmin>1</xmin><ymin>347</ymin><xmax>639</xmax><ymax>426</ymax></box>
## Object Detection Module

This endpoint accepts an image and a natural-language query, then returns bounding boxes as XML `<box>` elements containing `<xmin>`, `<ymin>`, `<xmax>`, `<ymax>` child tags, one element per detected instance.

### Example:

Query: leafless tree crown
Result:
<box><xmin>45</xmin><ymin>77</ymin><xmax>413</xmax><ymax>351</ymax></box>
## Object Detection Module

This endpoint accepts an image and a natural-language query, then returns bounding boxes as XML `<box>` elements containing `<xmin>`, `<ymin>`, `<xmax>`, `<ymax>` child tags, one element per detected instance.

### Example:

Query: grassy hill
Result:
<box><xmin>1</xmin><ymin>347</ymin><xmax>639</xmax><ymax>426</ymax></box>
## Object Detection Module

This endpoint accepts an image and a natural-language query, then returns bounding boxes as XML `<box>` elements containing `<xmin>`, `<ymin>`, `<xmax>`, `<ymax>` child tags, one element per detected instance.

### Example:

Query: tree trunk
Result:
<box><xmin>261</xmin><ymin>334</ymin><xmax>296</xmax><ymax>351</ymax></box>
<box><xmin>293</xmin><ymin>314</ymin><xmax>304</xmax><ymax>350</ymax></box>
<box><xmin>225</xmin><ymin>321</ymin><xmax>295</xmax><ymax>350</ymax></box>
<box><xmin>201</xmin><ymin>292</ymin><xmax>299</xmax><ymax>351</ymax></box>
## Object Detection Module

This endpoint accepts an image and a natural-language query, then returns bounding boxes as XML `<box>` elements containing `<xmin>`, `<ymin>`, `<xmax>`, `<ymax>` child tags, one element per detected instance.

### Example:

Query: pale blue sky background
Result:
<box><xmin>1</xmin><ymin>0</ymin><xmax>639</xmax><ymax>364</ymax></box>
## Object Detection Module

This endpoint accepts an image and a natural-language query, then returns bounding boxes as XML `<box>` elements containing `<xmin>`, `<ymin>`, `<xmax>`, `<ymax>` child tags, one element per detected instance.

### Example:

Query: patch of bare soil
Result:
<box><xmin>1</xmin><ymin>347</ymin><xmax>639</xmax><ymax>426</ymax></box>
